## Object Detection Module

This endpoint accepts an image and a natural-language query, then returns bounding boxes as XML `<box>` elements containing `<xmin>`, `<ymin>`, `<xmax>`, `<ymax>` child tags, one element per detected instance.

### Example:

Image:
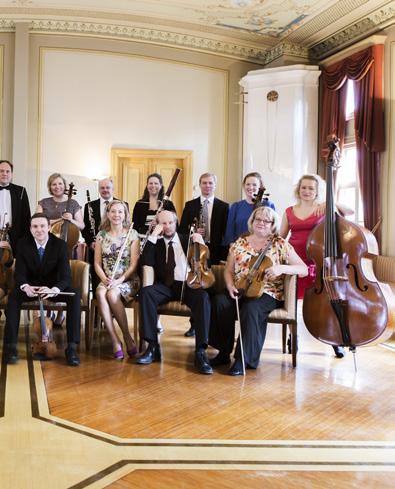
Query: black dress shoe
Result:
<box><xmin>333</xmin><ymin>345</ymin><xmax>345</xmax><ymax>358</ymax></box>
<box><xmin>6</xmin><ymin>345</ymin><xmax>19</xmax><ymax>365</ymax></box>
<box><xmin>210</xmin><ymin>352</ymin><xmax>231</xmax><ymax>367</ymax></box>
<box><xmin>136</xmin><ymin>343</ymin><xmax>161</xmax><ymax>364</ymax></box>
<box><xmin>195</xmin><ymin>350</ymin><xmax>213</xmax><ymax>375</ymax></box>
<box><xmin>228</xmin><ymin>360</ymin><xmax>244</xmax><ymax>376</ymax></box>
<box><xmin>184</xmin><ymin>326</ymin><xmax>195</xmax><ymax>337</ymax></box>
<box><xmin>65</xmin><ymin>345</ymin><xmax>80</xmax><ymax>366</ymax></box>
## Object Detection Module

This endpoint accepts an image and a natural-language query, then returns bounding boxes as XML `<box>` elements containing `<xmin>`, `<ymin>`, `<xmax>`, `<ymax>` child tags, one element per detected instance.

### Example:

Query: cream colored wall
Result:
<box><xmin>383</xmin><ymin>26</ymin><xmax>395</xmax><ymax>256</ymax></box>
<box><xmin>11</xmin><ymin>34</ymin><xmax>259</xmax><ymax>209</ymax></box>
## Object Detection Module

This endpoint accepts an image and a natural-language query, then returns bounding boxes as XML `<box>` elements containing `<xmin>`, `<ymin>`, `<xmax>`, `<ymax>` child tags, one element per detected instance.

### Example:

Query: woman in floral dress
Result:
<box><xmin>95</xmin><ymin>201</ymin><xmax>140</xmax><ymax>359</ymax></box>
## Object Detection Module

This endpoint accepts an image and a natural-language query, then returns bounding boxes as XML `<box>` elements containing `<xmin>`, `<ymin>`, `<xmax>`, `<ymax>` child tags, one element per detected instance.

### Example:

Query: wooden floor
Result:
<box><xmin>1</xmin><ymin>307</ymin><xmax>395</xmax><ymax>488</ymax></box>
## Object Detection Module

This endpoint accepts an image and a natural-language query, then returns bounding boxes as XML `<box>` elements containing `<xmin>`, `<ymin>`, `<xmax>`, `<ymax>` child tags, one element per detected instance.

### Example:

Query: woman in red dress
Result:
<box><xmin>280</xmin><ymin>174</ymin><xmax>345</xmax><ymax>358</ymax></box>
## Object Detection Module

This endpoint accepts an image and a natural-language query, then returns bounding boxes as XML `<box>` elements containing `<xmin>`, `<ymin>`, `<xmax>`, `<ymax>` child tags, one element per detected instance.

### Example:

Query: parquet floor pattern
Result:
<box><xmin>1</xmin><ymin>310</ymin><xmax>395</xmax><ymax>488</ymax></box>
<box><xmin>43</xmin><ymin>316</ymin><xmax>395</xmax><ymax>442</ymax></box>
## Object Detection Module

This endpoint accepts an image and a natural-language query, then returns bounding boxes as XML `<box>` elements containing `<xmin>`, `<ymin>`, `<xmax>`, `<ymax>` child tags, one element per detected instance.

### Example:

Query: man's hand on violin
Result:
<box><xmin>196</xmin><ymin>227</ymin><xmax>206</xmax><ymax>238</ymax></box>
<box><xmin>0</xmin><ymin>240</ymin><xmax>10</xmax><ymax>249</ymax></box>
<box><xmin>191</xmin><ymin>233</ymin><xmax>205</xmax><ymax>245</ymax></box>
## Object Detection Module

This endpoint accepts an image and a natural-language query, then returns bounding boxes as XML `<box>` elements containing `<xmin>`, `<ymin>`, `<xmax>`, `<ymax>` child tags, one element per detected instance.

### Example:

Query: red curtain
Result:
<box><xmin>319</xmin><ymin>46</ymin><xmax>384</xmax><ymax>246</ymax></box>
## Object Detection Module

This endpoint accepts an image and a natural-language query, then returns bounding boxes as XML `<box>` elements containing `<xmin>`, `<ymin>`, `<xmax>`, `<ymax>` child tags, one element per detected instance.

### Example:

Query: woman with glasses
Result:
<box><xmin>209</xmin><ymin>206</ymin><xmax>307</xmax><ymax>375</ymax></box>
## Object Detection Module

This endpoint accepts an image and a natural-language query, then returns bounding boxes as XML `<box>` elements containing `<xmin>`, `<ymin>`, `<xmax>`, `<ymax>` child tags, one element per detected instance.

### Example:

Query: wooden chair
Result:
<box><xmin>0</xmin><ymin>259</ymin><xmax>90</xmax><ymax>350</ymax></box>
<box><xmin>140</xmin><ymin>264</ymin><xmax>299</xmax><ymax>367</ymax></box>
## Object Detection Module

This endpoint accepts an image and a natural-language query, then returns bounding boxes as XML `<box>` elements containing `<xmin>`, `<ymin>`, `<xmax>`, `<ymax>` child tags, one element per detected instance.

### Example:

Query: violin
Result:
<box><xmin>50</xmin><ymin>182</ymin><xmax>80</xmax><ymax>258</ymax></box>
<box><xmin>252</xmin><ymin>186</ymin><xmax>270</xmax><ymax>210</ymax></box>
<box><xmin>186</xmin><ymin>219</ymin><xmax>215</xmax><ymax>290</ymax></box>
<box><xmin>303</xmin><ymin>135</ymin><xmax>395</xmax><ymax>350</ymax></box>
<box><xmin>32</xmin><ymin>296</ymin><xmax>57</xmax><ymax>360</ymax></box>
<box><xmin>234</xmin><ymin>241</ymin><xmax>272</xmax><ymax>298</ymax></box>
<box><xmin>0</xmin><ymin>216</ymin><xmax>13</xmax><ymax>291</ymax></box>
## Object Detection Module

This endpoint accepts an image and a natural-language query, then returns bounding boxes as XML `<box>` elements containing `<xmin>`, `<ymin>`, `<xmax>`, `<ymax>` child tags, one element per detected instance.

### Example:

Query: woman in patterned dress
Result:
<box><xmin>95</xmin><ymin>201</ymin><xmax>140</xmax><ymax>359</ymax></box>
<box><xmin>210</xmin><ymin>206</ymin><xmax>307</xmax><ymax>375</ymax></box>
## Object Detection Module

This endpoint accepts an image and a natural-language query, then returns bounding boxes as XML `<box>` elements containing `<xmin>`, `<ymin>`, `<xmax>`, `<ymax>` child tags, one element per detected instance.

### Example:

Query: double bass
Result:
<box><xmin>50</xmin><ymin>183</ymin><xmax>80</xmax><ymax>257</ymax></box>
<box><xmin>303</xmin><ymin>136</ymin><xmax>395</xmax><ymax>351</ymax></box>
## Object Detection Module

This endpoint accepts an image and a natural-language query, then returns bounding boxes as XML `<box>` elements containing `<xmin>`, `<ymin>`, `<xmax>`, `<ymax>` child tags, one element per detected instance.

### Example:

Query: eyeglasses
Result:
<box><xmin>254</xmin><ymin>218</ymin><xmax>273</xmax><ymax>224</ymax></box>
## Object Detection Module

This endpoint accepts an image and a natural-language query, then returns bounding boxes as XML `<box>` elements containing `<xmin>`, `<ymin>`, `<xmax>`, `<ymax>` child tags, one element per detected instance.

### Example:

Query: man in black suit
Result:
<box><xmin>82</xmin><ymin>178</ymin><xmax>127</xmax><ymax>291</ymax></box>
<box><xmin>179</xmin><ymin>172</ymin><xmax>229</xmax><ymax>337</ymax></box>
<box><xmin>136</xmin><ymin>210</ymin><xmax>213</xmax><ymax>375</ymax></box>
<box><xmin>0</xmin><ymin>160</ymin><xmax>31</xmax><ymax>252</ymax></box>
<box><xmin>4</xmin><ymin>213</ymin><xmax>81</xmax><ymax>366</ymax></box>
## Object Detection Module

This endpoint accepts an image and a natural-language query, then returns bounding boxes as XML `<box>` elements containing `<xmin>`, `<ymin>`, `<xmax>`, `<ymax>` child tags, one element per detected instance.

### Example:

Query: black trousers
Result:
<box><xmin>140</xmin><ymin>281</ymin><xmax>210</xmax><ymax>350</ymax></box>
<box><xmin>209</xmin><ymin>291</ymin><xmax>281</xmax><ymax>368</ymax></box>
<box><xmin>4</xmin><ymin>287</ymin><xmax>81</xmax><ymax>346</ymax></box>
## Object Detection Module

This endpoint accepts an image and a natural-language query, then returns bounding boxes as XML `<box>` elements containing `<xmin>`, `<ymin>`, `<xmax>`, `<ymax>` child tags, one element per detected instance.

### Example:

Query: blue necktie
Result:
<box><xmin>38</xmin><ymin>247</ymin><xmax>45</xmax><ymax>261</ymax></box>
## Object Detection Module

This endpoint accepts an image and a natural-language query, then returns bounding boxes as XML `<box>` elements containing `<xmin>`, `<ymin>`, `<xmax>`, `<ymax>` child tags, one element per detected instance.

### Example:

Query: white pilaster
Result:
<box><xmin>240</xmin><ymin>65</ymin><xmax>321</xmax><ymax>216</ymax></box>
<box><xmin>12</xmin><ymin>22</ymin><xmax>30</xmax><ymax>184</ymax></box>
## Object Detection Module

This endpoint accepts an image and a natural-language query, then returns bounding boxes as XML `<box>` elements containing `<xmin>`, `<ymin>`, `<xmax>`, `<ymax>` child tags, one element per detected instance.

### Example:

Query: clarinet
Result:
<box><xmin>139</xmin><ymin>168</ymin><xmax>182</xmax><ymax>255</ymax></box>
<box><xmin>86</xmin><ymin>190</ymin><xmax>96</xmax><ymax>241</ymax></box>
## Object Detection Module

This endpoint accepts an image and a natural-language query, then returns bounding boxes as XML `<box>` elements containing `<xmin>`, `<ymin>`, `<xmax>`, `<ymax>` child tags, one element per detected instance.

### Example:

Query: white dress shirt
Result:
<box><xmin>0</xmin><ymin>186</ymin><xmax>12</xmax><ymax>226</ymax></box>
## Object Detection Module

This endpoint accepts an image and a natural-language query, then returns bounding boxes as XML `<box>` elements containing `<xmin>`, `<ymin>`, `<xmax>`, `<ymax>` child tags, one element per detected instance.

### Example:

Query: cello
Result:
<box><xmin>303</xmin><ymin>136</ymin><xmax>395</xmax><ymax>352</ymax></box>
<box><xmin>50</xmin><ymin>182</ymin><xmax>80</xmax><ymax>257</ymax></box>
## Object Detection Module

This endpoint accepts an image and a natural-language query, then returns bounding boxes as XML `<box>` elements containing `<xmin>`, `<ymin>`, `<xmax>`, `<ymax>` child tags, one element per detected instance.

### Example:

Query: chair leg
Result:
<box><xmin>84</xmin><ymin>305</ymin><xmax>90</xmax><ymax>351</ymax></box>
<box><xmin>291</xmin><ymin>323</ymin><xmax>297</xmax><ymax>368</ymax></box>
<box><xmin>282</xmin><ymin>324</ymin><xmax>287</xmax><ymax>353</ymax></box>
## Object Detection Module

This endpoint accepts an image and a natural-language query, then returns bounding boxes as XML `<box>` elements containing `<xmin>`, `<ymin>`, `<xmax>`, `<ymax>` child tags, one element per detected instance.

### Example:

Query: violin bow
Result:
<box><xmin>180</xmin><ymin>220</ymin><xmax>196</xmax><ymax>303</ymax></box>
<box><xmin>234</xmin><ymin>294</ymin><xmax>246</xmax><ymax>376</ymax></box>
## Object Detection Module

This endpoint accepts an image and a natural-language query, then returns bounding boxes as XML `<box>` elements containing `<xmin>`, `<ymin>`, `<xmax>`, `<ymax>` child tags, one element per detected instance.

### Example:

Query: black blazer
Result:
<box><xmin>179</xmin><ymin>197</ymin><xmax>229</xmax><ymax>263</ymax></box>
<box><xmin>15</xmin><ymin>233</ymin><xmax>71</xmax><ymax>291</ymax></box>
<box><xmin>132</xmin><ymin>199</ymin><xmax>176</xmax><ymax>235</ymax></box>
<box><xmin>8</xmin><ymin>183</ymin><xmax>31</xmax><ymax>253</ymax></box>
<box><xmin>82</xmin><ymin>197</ymin><xmax>127</xmax><ymax>246</ymax></box>
<box><xmin>142</xmin><ymin>233</ymin><xmax>188</xmax><ymax>284</ymax></box>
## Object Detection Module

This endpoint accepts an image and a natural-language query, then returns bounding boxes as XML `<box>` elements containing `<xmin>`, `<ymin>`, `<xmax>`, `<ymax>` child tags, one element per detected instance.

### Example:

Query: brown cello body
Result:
<box><xmin>303</xmin><ymin>215</ymin><xmax>395</xmax><ymax>346</ymax></box>
<box><xmin>303</xmin><ymin>136</ymin><xmax>395</xmax><ymax>349</ymax></box>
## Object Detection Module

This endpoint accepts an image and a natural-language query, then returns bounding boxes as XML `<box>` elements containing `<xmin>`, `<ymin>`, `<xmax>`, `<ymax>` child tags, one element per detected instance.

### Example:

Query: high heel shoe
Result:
<box><xmin>113</xmin><ymin>344</ymin><xmax>124</xmax><ymax>360</ymax></box>
<box><xmin>127</xmin><ymin>342</ymin><xmax>138</xmax><ymax>358</ymax></box>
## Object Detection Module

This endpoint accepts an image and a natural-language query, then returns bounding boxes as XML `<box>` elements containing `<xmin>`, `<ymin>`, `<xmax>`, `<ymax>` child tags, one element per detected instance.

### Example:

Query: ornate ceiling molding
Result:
<box><xmin>310</xmin><ymin>2</ymin><xmax>395</xmax><ymax>59</ymax></box>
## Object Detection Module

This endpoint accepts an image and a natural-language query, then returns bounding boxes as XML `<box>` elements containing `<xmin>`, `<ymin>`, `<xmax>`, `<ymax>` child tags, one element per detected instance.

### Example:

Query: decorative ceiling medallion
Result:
<box><xmin>267</xmin><ymin>90</ymin><xmax>279</xmax><ymax>102</ymax></box>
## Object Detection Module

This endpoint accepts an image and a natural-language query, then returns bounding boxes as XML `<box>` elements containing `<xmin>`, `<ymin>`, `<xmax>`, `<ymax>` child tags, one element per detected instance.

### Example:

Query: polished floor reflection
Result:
<box><xmin>1</xmin><ymin>308</ymin><xmax>395</xmax><ymax>488</ymax></box>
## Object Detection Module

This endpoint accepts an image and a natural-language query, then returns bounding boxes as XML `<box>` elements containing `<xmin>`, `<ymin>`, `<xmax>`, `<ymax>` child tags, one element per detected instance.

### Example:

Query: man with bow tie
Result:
<box><xmin>0</xmin><ymin>160</ymin><xmax>31</xmax><ymax>254</ymax></box>
<box><xmin>4</xmin><ymin>213</ymin><xmax>81</xmax><ymax>367</ymax></box>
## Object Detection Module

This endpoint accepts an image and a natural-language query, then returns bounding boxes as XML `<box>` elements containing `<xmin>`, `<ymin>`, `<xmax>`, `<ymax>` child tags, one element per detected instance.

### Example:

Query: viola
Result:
<box><xmin>50</xmin><ymin>182</ymin><xmax>80</xmax><ymax>257</ymax></box>
<box><xmin>32</xmin><ymin>295</ymin><xmax>57</xmax><ymax>360</ymax></box>
<box><xmin>186</xmin><ymin>220</ymin><xmax>215</xmax><ymax>289</ymax></box>
<box><xmin>303</xmin><ymin>135</ymin><xmax>395</xmax><ymax>350</ymax></box>
<box><xmin>234</xmin><ymin>241</ymin><xmax>272</xmax><ymax>298</ymax></box>
<box><xmin>252</xmin><ymin>186</ymin><xmax>270</xmax><ymax>210</ymax></box>
<box><xmin>0</xmin><ymin>219</ymin><xmax>13</xmax><ymax>291</ymax></box>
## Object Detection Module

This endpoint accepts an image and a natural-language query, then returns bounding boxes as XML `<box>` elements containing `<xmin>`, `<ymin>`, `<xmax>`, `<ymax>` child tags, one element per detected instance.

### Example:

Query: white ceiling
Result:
<box><xmin>1</xmin><ymin>0</ymin><xmax>394</xmax><ymax>63</ymax></box>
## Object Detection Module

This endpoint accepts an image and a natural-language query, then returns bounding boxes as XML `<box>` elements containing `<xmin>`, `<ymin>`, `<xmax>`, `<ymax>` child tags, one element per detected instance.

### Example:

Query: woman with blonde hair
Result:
<box><xmin>95</xmin><ymin>200</ymin><xmax>140</xmax><ymax>359</ymax></box>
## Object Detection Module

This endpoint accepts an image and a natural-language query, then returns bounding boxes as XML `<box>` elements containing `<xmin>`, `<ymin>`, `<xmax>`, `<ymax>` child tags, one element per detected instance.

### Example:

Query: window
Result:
<box><xmin>335</xmin><ymin>80</ymin><xmax>364</xmax><ymax>226</ymax></box>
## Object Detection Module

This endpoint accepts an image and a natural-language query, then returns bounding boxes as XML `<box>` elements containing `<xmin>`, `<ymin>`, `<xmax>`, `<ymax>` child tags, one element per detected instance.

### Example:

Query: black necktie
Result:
<box><xmin>0</xmin><ymin>185</ymin><xmax>10</xmax><ymax>190</ymax></box>
<box><xmin>164</xmin><ymin>241</ymin><xmax>175</xmax><ymax>287</ymax></box>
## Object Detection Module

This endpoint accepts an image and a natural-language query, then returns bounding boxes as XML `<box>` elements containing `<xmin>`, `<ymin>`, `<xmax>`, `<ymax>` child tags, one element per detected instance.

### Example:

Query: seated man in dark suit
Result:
<box><xmin>137</xmin><ymin>210</ymin><xmax>213</xmax><ymax>375</ymax></box>
<box><xmin>179</xmin><ymin>172</ymin><xmax>229</xmax><ymax>337</ymax></box>
<box><xmin>4</xmin><ymin>213</ymin><xmax>81</xmax><ymax>366</ymax></box>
